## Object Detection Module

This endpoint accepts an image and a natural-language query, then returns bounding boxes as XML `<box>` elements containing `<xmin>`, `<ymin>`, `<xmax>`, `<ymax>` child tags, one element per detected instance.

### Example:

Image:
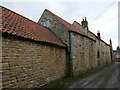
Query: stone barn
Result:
<box><xmin>38</xmin><ymin>10</ymin><xmax>97</xmax><ymax>76</ymax></box>
<box><xmin>38</xmin><ymin>9</ymin><xmax>112</xmax><ymax>76</ymax></box>
<box><xmin>1</xmin><ymin>6</ymin><xmax>66</xmax><ymax>88</ymax></box>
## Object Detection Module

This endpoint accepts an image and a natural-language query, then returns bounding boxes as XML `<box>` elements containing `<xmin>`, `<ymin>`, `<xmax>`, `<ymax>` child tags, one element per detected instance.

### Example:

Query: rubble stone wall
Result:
<box><xmin>2</xmin><ymin>34</ymin><xmax>66</xmax><ymax>88</ymax></box>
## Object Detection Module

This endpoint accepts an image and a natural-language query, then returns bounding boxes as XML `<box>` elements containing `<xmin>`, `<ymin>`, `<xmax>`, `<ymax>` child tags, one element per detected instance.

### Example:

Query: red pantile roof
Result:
<box><xmin>1</xmin><ymin>6</ymin><xmax>66</xmax><ymax>47</ymax></box>
<box><xmin>46</xmin><ymin>9</ymin><xmax>84</xmax><ymax>35</ymax></box>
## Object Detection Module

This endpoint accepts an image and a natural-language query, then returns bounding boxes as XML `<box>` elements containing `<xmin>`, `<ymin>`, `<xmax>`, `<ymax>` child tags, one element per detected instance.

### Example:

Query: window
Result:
<box><xmin>97</xmin><ymin>51</ymin><xmax>100</xmax><ymax>58</ymax></box>
<box><xmin>43</xmin><ymin>20</ymin><xmax>50</xmax><ymax>27</ymax></box>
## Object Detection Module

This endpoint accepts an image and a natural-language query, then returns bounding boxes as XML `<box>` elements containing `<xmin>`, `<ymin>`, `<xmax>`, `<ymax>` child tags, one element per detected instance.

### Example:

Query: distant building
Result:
<box><xmin>113</xmin><ymin>46</ymin><xmax>120</xmax><ymax>62</ymax></box>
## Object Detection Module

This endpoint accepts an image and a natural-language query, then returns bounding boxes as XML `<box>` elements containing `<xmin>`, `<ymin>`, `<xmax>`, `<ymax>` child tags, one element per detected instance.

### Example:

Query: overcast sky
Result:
<box><xmin>1</xmin><ymin>0</ymin><xmax>119</xmax><ymax>50</ymax></box>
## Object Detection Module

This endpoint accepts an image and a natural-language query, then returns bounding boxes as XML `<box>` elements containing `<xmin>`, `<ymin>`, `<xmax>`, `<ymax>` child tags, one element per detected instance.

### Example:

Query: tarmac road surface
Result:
<box><xmin>69</xmin><ymin>62</ymin><xmax>120</xmax><ymax>88</ymax></box>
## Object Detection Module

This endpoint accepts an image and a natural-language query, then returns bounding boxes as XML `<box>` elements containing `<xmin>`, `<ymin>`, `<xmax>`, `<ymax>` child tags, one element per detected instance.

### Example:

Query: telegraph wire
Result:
<box><xmin>91</xmin><ymin>0</ymin><xmax>118</xmax><ymax>24</ymax></box>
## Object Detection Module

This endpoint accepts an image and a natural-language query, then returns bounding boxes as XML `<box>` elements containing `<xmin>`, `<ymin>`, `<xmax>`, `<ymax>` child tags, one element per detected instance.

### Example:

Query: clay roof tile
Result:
<box><xmin>1</xmin><ymin>6</ymin><xmax>66</xmax><ymax>47</ymax></box>
<box><xmin>46</xmin><ymin>9</ymin><xmax>85</xmax><ymax>35</ymax></box>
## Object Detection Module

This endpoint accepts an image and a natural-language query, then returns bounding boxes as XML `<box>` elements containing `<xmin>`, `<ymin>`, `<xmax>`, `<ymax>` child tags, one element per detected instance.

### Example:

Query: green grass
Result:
<box><xmin>43</xmin><ymin>63</ymin><xmax>113</xmax><ymax>88</ymax></box>
<box><xmin>63</xmin><ymin>71</ymin><xmax>95</xmax><ymax>83</ymax></box>
<box><xmin>45</xmin><ymin>70</ymin><xmax>96</xmax><ymax>88</ymax></box>
<box><xmin>47</xmin><ymin>83</ymin><xmax>64</xmax><ymax>88</ymax></box>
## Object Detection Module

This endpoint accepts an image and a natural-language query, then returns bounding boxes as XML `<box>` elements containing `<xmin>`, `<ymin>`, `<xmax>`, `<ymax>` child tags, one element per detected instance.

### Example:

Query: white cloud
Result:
<box><xmin>89</xmin><ymin>2</ymin><xmax>118</xmax><ymax>50</ymax></box>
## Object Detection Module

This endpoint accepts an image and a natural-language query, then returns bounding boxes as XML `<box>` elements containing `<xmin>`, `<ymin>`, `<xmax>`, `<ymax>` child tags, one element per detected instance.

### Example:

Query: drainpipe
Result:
<box><xmin>68</xmin><ymin>31</ymin><xmax>73</xmax><ymax>76</ymax></box>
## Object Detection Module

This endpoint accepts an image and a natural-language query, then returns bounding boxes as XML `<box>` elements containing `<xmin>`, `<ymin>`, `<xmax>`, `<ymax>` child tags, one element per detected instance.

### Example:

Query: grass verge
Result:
<box><xmin>42</xmin><ymin>63</ymin><xmax>113</xmax><ymax>89</ymax></box>
<box><xmin>43</xmin><ymin>70</ymin><xmax>96</xmax><ymax>88</ymax></box>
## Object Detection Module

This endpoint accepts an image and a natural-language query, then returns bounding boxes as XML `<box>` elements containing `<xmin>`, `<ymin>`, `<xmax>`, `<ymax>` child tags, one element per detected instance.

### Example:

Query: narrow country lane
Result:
<box><xmin>69</xmin><ymin>62</ymin><xmax>120</xmax><ymax>88</ymax></box>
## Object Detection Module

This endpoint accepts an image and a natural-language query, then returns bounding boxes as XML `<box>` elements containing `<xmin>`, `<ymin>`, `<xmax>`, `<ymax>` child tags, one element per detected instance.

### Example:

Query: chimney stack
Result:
<box><xmin>110</xmin><ymin>39</ymin><xmax>112</xmax><ymax>46</ymax></box>
<box><xmin>81</xmin><ymin>17</ymin><xmax>88</xmax><ymax>30</ymax></box>
<box><xmin>97</xmin><ymin>31</ymin><xmax>101</xmax><ymax>38</ymax></box>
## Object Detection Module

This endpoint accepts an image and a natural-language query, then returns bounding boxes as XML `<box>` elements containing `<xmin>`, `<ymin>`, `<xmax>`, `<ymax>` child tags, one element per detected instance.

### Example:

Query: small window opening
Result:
<box><xmin>43</xmin><ymin>20</ymin><xmax>50</xmax><ymax>27</ymax></box>
<box><xmin>97</xmin><ymin>51</ymin><xmax>100</xmax><ymax>58</ymax></box>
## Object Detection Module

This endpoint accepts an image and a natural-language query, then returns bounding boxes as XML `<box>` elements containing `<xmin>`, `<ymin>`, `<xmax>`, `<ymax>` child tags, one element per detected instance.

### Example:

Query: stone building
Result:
<box><xmin>38</xmin><ymin>9</ymin><xmax>112</xmax><ymax>76</ymax></box>
<box><xmin>73</xmin><ymin>20</ymin><xmax>112</xmax><ymax>66</ymax></box>
<box><xmin>1</xmin><ymin>6</ymin><xmax>66</xmax><ymax>88</ymax></box>
<box><xmin>1</xmin><ymin>6</ymin><xmax>112</xmax><ymax>88</ymax></box>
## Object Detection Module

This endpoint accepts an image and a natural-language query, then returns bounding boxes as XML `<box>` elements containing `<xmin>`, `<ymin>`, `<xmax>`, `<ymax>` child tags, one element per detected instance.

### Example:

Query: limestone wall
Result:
<box><xmin>2</xmin><ymin>34</ymin><xmax>66</xmax><ymax>88</ymax></box>
<box><xmin>73</xmin><ymin>21</ymin><xmax>111</xmax><ymax>68</ymax></box>
<box><xmin>87</xmin><ymin>31</ymin><xmax>96</xmax><ymax>40</ymax></box>
<box><xmin>38</xmin><ymin>10</ymin><xmax>69</xmax><ymax>46</ymax></box>
<box><xmin>95</xmin><ymin>38</ymin><xmax>111</xmax><ymax>67</ymax></box>
<box><xmin>72</xmin><ymin>21</ymin><xmax>86</xmax><ymax>34</ymax></box>
<box><xmin>70</xmin><ymin>32</ymin><xmax>97</xmax><ymax>75</ymax></box>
